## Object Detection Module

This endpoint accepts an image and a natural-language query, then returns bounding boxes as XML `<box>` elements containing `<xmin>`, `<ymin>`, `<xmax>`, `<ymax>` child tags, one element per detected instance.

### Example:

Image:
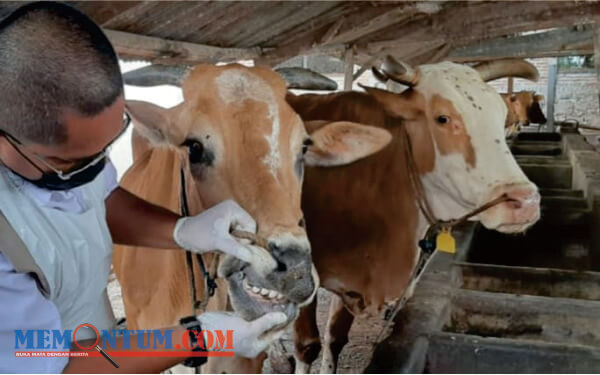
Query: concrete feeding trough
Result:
<box><xmin>367</xmin><ymin>131</ymin><xmax>600</xmax><ymax>373</ymax></box>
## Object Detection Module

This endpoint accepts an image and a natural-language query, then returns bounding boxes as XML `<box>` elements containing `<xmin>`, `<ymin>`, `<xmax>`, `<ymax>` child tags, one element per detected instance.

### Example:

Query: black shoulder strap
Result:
<box><xmin>0</xmin><ymin>211</ymin><xmax>51</xmax><ymax>297</ymax></box>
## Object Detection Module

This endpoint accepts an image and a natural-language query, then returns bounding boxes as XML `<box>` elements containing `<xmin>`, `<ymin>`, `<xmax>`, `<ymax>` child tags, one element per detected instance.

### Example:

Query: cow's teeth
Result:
<box><xmin>260</xmin><ymin>288</ymin><xmax>270</xmax><ymax>296</ymax></box>
<box><xmin>243</xmin><ymin>279</ymin><xmax>250</xmax><ymax>290</ymax></box>
<box><xmin>276</xmin><ymin>292</ymin><xmax>284</xmax><ymax>299</ymax></box>
<box><xmin>252</xmin><ymin>286</ymin><xmax>261</xmax><ymax>293</ymax></box>
<box><xmin>268</xmin><ymin>290</ymin><xmax>278</xmax><ymax>299</ymax></box>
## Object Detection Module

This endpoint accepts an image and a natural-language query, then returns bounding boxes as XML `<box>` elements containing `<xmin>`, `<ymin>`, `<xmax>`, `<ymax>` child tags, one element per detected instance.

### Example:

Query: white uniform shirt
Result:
<box><xmin>0</xmin><ymin>161</ymin><xmax>118</xmax><ymax>374</ymax></box>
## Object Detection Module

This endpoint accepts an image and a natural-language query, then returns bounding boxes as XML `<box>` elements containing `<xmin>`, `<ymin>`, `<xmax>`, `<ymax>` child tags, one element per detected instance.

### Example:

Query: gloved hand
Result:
<box><xmin>197</xmin><ymin>311</ymin><xmax>287</xmax><ymax>358</ymax></box>
<box><xmin>174</xmin><ymin>200</ymin><xmax>256</xmax><ymax>262</ymax></box>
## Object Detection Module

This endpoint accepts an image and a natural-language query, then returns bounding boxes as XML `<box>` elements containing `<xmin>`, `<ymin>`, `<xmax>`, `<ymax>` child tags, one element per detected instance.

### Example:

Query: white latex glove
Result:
<box><xmin>197</xmin><ymin>311</ymin><xmax>287</xmax><ymax>358</ymax></box>
<box><xmin>174</xmin><ymin>200</ymin><xmax>256</xmax><ymax>262</ymax></box>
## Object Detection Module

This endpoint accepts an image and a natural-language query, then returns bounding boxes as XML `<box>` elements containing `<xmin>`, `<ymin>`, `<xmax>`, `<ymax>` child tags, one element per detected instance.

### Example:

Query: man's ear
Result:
<box><xmin>125</xmin><ymin>100</ymin><xmax>184</xmax><ymax>146</ymax></box>
<box><xmin>304</xmin><ymin>121</ymin><xmax>392</xmax><ymax>167</ymax></box>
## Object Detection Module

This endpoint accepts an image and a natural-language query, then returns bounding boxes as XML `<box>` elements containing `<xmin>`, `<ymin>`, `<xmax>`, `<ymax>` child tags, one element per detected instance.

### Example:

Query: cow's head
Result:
<box><xmin>367</xmin><ymin>57</ymin><xmax>540</xmax><ymax>233</ymax></box>
<box><xmin>123</xmin><ymin>64</ymin><xmax>390</xmax><ymax>324</ymax></box>
<box><xmin>512</xmin><ymin>91</ymin><xmax>547</xmax><ymax>126</ymax></box>
<box><xmin>502</xmin><ymin>91</ymin><xmax>547</xmax><ymax>128</ymax></box>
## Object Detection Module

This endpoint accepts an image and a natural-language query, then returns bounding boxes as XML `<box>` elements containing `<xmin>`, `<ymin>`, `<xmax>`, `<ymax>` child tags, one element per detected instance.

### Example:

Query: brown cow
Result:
<box><xmin>286</xmin><ymin>57</ymin><xmax>542</xmax><ymax>373</ymax></box>
<box><xmin>501</xmin><ymin>91</ymin><xmax>547</xmax><ymax>134</ymax></box>
<box><xmin>113</xmin><ymin>64</ymin><xmax>392</xmax><ymax>373</ymax></box>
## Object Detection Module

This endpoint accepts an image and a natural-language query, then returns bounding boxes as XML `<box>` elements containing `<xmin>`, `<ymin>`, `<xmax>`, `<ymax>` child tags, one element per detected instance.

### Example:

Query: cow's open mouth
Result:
<box><xmin>226</xmin><ymin>270</ymin><xmax>298</xmax><ymax>324</ymax></box>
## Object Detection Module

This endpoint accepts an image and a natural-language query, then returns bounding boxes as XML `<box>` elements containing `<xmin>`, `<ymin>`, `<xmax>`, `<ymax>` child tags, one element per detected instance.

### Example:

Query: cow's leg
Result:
<box><xmin>268</xmin><ymin>340</ymin><xmax>295</xmax><ymax>373</ymax></box>
<box><xmin>293</xmin><ymin>298</ymin><xmax>321</xmax><ymax>374</ymax></box>
<box><xmin>320</xmin><ymin>294</ymin><xmax>354</xmax><ymax>374</ymax></box>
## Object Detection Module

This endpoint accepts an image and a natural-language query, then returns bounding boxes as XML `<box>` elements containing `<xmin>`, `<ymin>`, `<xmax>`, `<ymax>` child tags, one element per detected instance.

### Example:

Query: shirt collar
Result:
<box><xmin>3</xmin><ymin>168</ymin><xmax>87</xmax><ymax>213</ymax></box>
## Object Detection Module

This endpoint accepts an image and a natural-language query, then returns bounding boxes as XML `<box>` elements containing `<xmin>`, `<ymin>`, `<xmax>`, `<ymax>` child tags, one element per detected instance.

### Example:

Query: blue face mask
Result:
<box><xmin>1</xmin><ymin>131</ymin><xmax>107</xmax><ymax>191</ymax></box>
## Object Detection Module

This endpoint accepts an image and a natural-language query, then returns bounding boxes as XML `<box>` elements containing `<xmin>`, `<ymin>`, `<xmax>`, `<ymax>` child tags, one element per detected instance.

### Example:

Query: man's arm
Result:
<box><xmin>105</xmin><ymin>187</ymin><xmax>179</xmax><ymax>249</ymax></box>
<box><xmin>105</xmin><ymin>187</ymin><xmax>261</xmax><ymax>264</ymax></box>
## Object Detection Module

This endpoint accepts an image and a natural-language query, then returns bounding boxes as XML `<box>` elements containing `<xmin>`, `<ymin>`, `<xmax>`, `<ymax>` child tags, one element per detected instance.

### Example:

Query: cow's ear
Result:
<box><xmin>534</xmin><ymin>94</ymin><xmax>544</xmax><ymax>102</ymax></box>
<box><xmin>304</xmin><ymin>121</ymin><xmax>392</xmax><ymax>167</ymax></box>
<box><xmin>125</xmin><ymin>100</ymin><xmax>184</xmax><ymax>146</ymax></box>
<box><xmin>359</xmin><ymin>84</ymin><xmax>420</xmax><ymax>119</ymax></box>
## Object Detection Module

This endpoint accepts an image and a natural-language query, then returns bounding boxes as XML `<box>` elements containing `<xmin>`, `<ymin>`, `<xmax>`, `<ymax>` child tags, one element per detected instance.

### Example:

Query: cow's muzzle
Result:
<box><xmin>218</xmin><ymin>240</ymin><xmax>318</xmax><ymax>323</ymax></box>
<box><xmin>479</xmin><ymin>183</ymin><xmax>541</xmax><ymax>233</ymax></box>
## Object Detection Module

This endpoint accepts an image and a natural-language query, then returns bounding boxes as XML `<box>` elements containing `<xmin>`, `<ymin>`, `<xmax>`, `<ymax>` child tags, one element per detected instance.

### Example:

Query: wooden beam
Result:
<box><xmin>546</xmin><ymin>59</ymin><xmax>558</xmax><ymax>132</ymax></box>
<box><xmin>369</xmin><ymin>2</ymin><xmax>599</xmax><ymax>45</ymax></box>
<box><xmin>450</xmin><ymin>27</ymin><xmax>594</xmax><ymax>62</ymax></box>
<box><xmin>359</xmin><ymin>40</ymin><xmax>445</xmax><ymax>68</ymax></box>
<box><xmin>360</xmin><ymin>2</ymin><xmax>600</xmax><ymax>60</ymax></box>
<box><xmin>353</xmin><ymin>55</ymin><xmax>379</xmax><ymax>82</ymax></box>
<box><xmin>429</xmin><ymin>43</ymin><xmax>451</xmax><ymax>63</ymax></box>
<box><xmin>321</xmin><ymin>4</ymin><xmax>430</xmax><ymax>46</ymax></box>
<box><xmin>104</xmin><ymin>29</ymin><xmax>261</xmax><ymax>64</ymax></box>
<box><xmin>343</xmin><ymin>46</ymin><xmax>354</xmax><ymax>91</ymax></box>
<box><xmin>319</xmin><ymin>17</ymin><xmax>346</xmax><ymax>45</ymax></box>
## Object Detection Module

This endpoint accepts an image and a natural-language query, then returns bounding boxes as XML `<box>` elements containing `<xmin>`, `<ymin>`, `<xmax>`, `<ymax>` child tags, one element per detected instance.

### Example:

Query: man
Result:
<box><xmin>0</xmin><ymin>2</ymin><xmax>285</xmax><ymax>373</ymax></box>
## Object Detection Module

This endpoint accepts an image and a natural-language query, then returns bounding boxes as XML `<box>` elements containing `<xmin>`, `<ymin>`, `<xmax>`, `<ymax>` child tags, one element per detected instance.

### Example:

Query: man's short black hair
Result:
<box><xmin>0</xmin><ymin>1</ymin><xmax>123</xmax><ymax>145</ymax></box>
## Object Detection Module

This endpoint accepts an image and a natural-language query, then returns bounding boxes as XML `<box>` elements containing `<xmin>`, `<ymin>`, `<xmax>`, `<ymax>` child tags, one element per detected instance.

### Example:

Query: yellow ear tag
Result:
<box><xmin>436</xmin><ymin>228</ymin><xmax>456</xmax><ymax>254</ymax></box>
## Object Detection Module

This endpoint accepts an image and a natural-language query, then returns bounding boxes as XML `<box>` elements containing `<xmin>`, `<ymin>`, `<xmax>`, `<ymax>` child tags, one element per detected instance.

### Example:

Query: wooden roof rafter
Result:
<box><xmin>2</xmin><ymin>1</ymin><xmax>598</xmax><ymax>69</ymax></box>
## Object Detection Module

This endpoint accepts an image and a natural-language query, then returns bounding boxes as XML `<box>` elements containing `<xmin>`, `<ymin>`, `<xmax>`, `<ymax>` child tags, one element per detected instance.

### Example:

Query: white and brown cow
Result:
<box><xmin>113</xmin><ymin>64</ymin><xmax>392</xmax><ymax>373</ymax></box>
<box><xmin>285</xmin><ymin>57</ymin><xmax>542</xmax><ymax>373</ymax></box>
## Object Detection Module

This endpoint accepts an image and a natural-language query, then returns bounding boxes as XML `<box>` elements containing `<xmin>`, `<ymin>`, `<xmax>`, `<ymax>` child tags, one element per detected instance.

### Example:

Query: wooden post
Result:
<box><xmin>507</xmin><ymin>76</ymin><xmax>514</xmax><ymax>95</ymax></box>
<box><xmin>546</xmin><ymin>58</ymin><xmax>558</xmax><ymax>132</ymax></box>
<box><xmin>344</xmin><ymin>46</ymin><xmax>354</xmax><ymax>91</ymax></box>
<box><xmin>594</xmin><ymin>22</ymin><xmax>600</xmax><ymax>110</ymax></box>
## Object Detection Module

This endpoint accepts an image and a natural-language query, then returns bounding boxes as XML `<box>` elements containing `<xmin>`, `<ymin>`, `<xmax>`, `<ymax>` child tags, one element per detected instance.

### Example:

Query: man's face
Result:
<box><xmin>0</xmin><ymin>96</ymin><xmax>125</xmax><ymax>180</ymax></box>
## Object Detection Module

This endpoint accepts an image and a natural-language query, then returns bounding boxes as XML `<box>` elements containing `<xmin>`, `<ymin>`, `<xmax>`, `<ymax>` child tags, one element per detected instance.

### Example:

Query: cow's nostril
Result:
<box><xmin>268</xmin><ymin>243</ymin><xmax>288</xmax><ymax>272</ymax></box>
<box><xmin>276</xmin><ymin>261</ymin><xmax>287</xmax><ymax>272</ymax></box>
<box><xmin>507</xmin><ymin>199</ymin><xmax>523</xmax><ymax>209</ymax></box>
<box><xmin>298</xmin><ymin>217</ymin><xmax>306</xmax><ymax>228</ymax></box>
<box><xmin>268</xmin><ymin>242</ymin><xmax>281</xmax><ymax>255</ymax></box>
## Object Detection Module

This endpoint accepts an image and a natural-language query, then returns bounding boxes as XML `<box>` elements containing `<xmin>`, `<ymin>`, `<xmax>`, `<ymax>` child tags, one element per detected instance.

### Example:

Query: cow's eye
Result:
<box><xmin>182</xmin><ymin>139</ymin><xmax>208</xmax><ymax>164</ymax></box>
<box><xmin>436</xmin><ymin>115</ymin><xmax>450</xmax><ymax>124</ymax></box>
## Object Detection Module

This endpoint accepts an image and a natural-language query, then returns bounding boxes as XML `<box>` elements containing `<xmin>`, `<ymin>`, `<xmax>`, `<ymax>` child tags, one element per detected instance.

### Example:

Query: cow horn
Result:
<box><xmin>122</xmin><ymin>65</ymin><xmax>189</xmax><ymax>87</ymax></box>
<box><xmin>379</xmin><ymin>55</ymin><xmax>420</xmax><ymax>86</ymax></box>
<box><xmin>371</xmin><ymin>67</ymin><xmax>390</xmax><ymax>84</ymax></box>
<box><xmin>473</xmin><ymin>59</ymin><xmax>539</xmax><ymax>82</ymax></box>
<box><xmin>275</xmin><ymin>67</ymin><xmax>338</xmax><ymax>91</ymax></box>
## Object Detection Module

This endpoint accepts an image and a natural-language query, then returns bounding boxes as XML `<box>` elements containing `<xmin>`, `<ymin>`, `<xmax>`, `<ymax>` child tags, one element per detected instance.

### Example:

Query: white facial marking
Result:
<box><xmin>215</xmin><ymin>69</ymin><xmax>281</xmax><ymax>177</ymax></box>
<box><xmin>416</xmin><ymin>62</ymin><xmax>532</xmax><ymax>220</ymax></box>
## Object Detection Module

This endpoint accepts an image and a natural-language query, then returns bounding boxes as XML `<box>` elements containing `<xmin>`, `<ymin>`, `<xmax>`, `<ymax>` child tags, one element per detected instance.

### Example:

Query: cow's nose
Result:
<box><xmin>268</xmin><ymin>243</ymin><xmax>310</xmax><ymax>274</ymax></box>
<box><xmin>502</xmin><ymin>185</ymin><xmax>540</xmax><ymax>211</ymax></box>
<box><xmin>267</xmin><ymin>242</ymin><xmax>315</xmax><ymax>302</ymax></box>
